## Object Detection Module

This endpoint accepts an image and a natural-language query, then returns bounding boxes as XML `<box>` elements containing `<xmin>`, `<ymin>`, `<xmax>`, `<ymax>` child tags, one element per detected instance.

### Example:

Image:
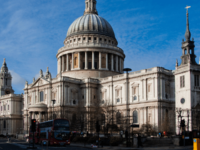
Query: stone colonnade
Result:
<box><xmin>58</xmin><ymin>52</ymin><xmax>124</xmax><ymax>73</ymax></box>
<box><xmin>29</xmin><ymin>111</ymin><xmax>47</xmax><ymax>123</ymax></box>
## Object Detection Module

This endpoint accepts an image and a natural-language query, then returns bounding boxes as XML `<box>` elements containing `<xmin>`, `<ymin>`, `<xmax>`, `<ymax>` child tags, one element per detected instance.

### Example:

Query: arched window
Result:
<box><xmin>133</xmin><ymin>110</ymin><xmax>138</xmax><ymax>123</ymax></box>
<box><xmin>185</xmin><ymin>49</ymin><xmax>187</xmax><ymax>55</ymax></box>
<box><xmin>40</xmin><ymin>91</ymin><xmax>43</xmax><ymax>102</ymax></box>
<box><xmin>116</xmin><ymin>112</ymin><xmax>121</xmax><ymax>124</ymax></box>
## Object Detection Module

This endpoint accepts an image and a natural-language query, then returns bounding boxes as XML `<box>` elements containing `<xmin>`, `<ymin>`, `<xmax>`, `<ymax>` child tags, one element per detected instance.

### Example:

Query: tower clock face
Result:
<box><xmin>181</xmin><ymin>98</ymin><xmax>185</xmax><ymax>104</ymax></box>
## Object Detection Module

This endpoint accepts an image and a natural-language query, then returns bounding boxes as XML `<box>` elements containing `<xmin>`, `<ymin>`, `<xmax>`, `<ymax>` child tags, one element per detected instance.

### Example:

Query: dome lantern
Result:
<box><xmin>84</xmin><ymin>0</ymin><xmax>98</xmax><ymax>15</ymax></box>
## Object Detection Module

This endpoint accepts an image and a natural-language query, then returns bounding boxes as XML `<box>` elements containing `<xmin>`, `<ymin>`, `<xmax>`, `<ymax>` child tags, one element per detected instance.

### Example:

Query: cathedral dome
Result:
<box><xmin>67</xmin><ymin>14</ymin><xmax>116</xmax><ymax>39</ymax></box>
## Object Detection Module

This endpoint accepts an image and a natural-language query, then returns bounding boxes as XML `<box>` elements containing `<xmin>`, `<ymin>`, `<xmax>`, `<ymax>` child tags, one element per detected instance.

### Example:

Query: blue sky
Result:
<box><xmin>0</xmin><ymin>0</ymin><xmax>200</xmax><ymax>94</ymax></box>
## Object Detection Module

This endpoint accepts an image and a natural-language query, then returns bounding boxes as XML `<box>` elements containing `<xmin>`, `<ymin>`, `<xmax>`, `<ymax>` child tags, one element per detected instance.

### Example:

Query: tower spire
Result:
<box><xmin>185</xmin><ymin>6</ymin><xmax>191</xmax><ymax>41</ymax></box>
<box><xmin>1</xmin><ymin>58</ymin><xmax>8</xmax><ymax>73</ymax></box>
<box><xmin>84</xmin><ymin>0</ymin><xmax>98</xmax><ymax>15</ymax></box>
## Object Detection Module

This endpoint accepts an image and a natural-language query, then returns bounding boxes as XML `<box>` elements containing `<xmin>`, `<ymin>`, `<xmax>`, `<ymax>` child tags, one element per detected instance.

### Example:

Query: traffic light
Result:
<box><xmin>31</xmin><ymin>119</ymin><xmax>36</xmax><ymax>132</ymax></box>
<box><xmin>180</xmin><ymin>119</ymin><xmax>185</xmax><ymax>127</ymax></box>
<box><xmin>96</xmin><ymin>121</ymin><xmax>100</xmax><ymax>133</ymax></box>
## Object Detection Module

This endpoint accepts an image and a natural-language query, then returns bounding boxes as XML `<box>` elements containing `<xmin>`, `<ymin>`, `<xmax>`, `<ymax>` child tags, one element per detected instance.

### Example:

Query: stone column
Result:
<box><xmin>33</xmin><ymin>112</ymin><xmax>35</xmax><ymax>119</ymax></box>
<box><xmin>85</xmin><ymin>52</ymin><xmax>88</xmax><ymax>69</ymax></box>
<box><xmin>116</xmin><ymin>56</ymin><xmax>118</xmax><ymax>72</ymax></box>
<box><xmin>99</xmin><ymin>52</ymin><xmax>102</xmax><ymax>69</ymax></box>
<box><xmin>66</xmin><ymin>54</ymin><xmax>69</xmax><ymax>71</ymax></box>
<box><xmin>111</xmin><ymin>54</ymin><xmax>114</xmax><ymax>71</ymax></box>
<box><xmin>72</xmin><ymin>53</ymin><xmax>74</xmax><ymax>70</ymax></box>
<box><xmin>39</xmin><ymin>112</ymin><xmax>41</xmax><ymax>122</ymax></box>
<box><xmin>92</xmin><ymin>51</ymin><xmax>95</xmax><ymax>69</ymax></box>
<box><xmin>59</xmin><ymin>57</ymin><xmax>62</xmax><ymax>73</ymax></box>
<box><xmin>78</xmin><ymin>52</ymin><xmax>81</xmax><ymax>69</ymax></box>
<box><xmin>106</xmin><ymin>53</ymin><xmax>108</xmax><ymax>70</ymax></box>
<box><xmin>62</xmin><ymin>55</ymin><xmax>65</xmax><ymax>72</ymax></box>
<box><xmin>119</xmin><ymin>57</ymin><xmax>121</xmax><ymax>73</ymax></box>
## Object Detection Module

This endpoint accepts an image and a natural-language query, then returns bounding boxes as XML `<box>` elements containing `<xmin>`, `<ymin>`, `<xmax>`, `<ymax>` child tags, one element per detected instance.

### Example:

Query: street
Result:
<box><xmin>0</xmin><ymin>138</ymin><xmax>88</xmax><ymax>150</ymax></box>
<box><xmin>0</xmin><ymin>138</ymin><xmax>193</xmax><ymax>150</ymax></box>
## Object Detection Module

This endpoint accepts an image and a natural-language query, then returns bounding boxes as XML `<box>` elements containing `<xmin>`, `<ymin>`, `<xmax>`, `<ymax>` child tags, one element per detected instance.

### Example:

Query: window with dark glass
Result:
<box><xmin>40</xmin><ymin>91</ymin><xmax>44</xmax><ymax>102</ymax></box>
<box><xmin>195</xmin><ymin>75</ymin><xmax>199</xmax><ymax>87</ymax></box>
<box><xmin>133</xmin><ymin>111</ymin><xmax>138</xmax><ymax>123</ymax></box>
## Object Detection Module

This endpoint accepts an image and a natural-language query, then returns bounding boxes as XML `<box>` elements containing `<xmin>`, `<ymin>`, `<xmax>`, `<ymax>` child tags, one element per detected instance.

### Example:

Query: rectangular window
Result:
<box><xmin>1</xmin><ymin>106</ymin><xmax>2</xmax><ymax>111</ymax></box>
<box><xmin>195</xmin><ymin>75</ymin><xmax>199</xmax><ymax>87</ymax></box>
<box><xmin>4</xmin><ymin>105</ymin><xmax>6</xmax><ymax>111</ymax></box>
<box><xmin>180</xmin><ymin>76</ymin><xmax>185</xmax><ymax>88</ymax></box>
<box><xmin>40</xmin><ymin>91</ymin><xmax>44</xmax><ymax>102</ymax></box>
<box><xmin>8</xmin><ymin>105</ymin><xmax>9</xmax><ymax>110</ymax></box>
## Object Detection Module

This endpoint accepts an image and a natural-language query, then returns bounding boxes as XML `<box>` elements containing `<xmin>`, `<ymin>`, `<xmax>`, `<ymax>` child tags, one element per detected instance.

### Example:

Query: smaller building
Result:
<box><xmin>0</xmin><ymin>59</ymin><xmax>23</xmax><ymax>135</ymax></box>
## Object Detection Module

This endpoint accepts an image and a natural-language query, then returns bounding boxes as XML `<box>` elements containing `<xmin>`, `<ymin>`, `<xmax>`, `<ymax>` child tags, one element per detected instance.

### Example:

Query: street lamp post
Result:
<box><xmin>123</xmin><ymin>68</ymin><xmax>132</xmax><ymax>146</ymax></box>
<box><xmin>51</xmin><ymin>100</ymin><xmax>56</xmax><ymax>119</ymax></box>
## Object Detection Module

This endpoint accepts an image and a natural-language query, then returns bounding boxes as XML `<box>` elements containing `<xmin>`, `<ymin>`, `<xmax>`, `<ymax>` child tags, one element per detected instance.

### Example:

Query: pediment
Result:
<box><xmin>131</xmin><ymin>82</ymin><xmax>139</xmax><ymax>87</ymax></box>
<box><xmin>31</xmin><ymin>77</ymin><xmax>50</xmax><ymax>87</ymax></box>
<box><xmin>115</xmin><ymin>85</ymin><xmax>122</xmax><ymax>90</ymax></box>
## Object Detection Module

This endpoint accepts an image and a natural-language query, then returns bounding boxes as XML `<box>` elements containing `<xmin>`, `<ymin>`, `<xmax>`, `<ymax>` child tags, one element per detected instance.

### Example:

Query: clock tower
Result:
<box><xmin>174</xmin><ymin>9</ymin><xmax>200</xmax><ymax>133</ymax></box>
<box><xmin>0</xmin><ymin>59</ymin><xmax>14</xmax><ymax>96</ymax></box>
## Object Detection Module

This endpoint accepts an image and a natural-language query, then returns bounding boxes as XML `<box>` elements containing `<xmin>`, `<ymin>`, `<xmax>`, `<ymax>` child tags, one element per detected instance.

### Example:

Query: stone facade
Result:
<box><xmin>22</xmin><ymin>1</ymin><xmax>200</xmax><ymax>134</ymax></box>
<box><xmin>0</xmin><ymin>59</ymin><xmax>23</xmax><ymax>135</ymax></box>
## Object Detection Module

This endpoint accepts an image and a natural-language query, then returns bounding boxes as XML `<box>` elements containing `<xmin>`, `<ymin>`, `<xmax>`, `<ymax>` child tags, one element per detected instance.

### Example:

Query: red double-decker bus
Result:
<box><xmin>29</xmin><ymin>119</ymin><xmax>71</xmax><ymax>146</ymax></box>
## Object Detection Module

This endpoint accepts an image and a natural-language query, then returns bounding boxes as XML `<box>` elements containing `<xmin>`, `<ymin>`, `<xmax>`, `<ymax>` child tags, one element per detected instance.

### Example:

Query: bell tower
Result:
<box><xmin>180</xmin><ymin>9</ymin><xmax>197</xmax><ymax>65</ymax></box>
<box><xmin>0</xmin><ymin>59</ymin><xmax>14</xmax><ymax>96</ymax></box>
<box><xmin>84</xmin><ymin>0</ymin><xmax>98</xmax><ymax>15</ymax></box>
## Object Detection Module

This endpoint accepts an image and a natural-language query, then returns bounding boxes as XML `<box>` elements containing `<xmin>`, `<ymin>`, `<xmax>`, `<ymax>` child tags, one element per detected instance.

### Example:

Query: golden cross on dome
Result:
<box><xmin>185</xmin><ymin>5</ymin><xmax>191</xmax><ymax>12</ymax></box>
